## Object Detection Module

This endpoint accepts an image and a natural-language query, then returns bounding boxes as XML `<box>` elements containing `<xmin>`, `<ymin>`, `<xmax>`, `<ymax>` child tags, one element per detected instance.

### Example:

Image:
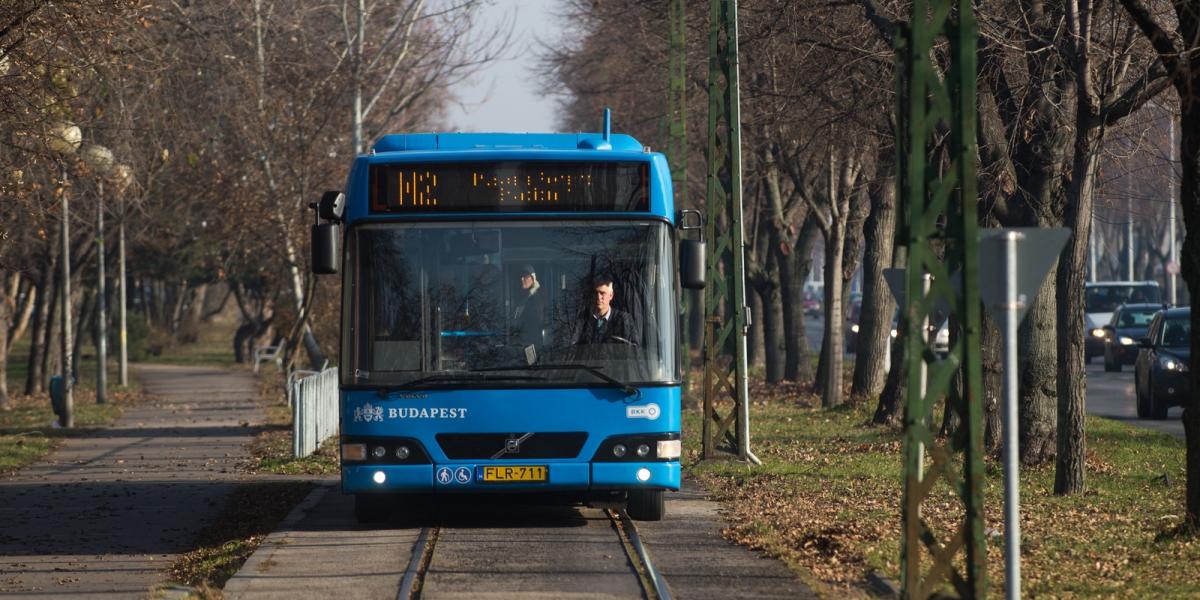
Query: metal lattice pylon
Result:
<box><xmin>897</xmin><ymin>0</ymin><xmax>986</xmax><ymax>597</ymax></box>
<box><xmin>701</xmin><ymin>0</ymin><xmax>756</xmax><ymax>463</ymax></box>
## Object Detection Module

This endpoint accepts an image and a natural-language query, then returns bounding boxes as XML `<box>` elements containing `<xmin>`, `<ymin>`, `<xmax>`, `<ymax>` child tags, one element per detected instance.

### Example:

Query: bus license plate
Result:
<box><xmin>478</xmin><ymin>465</ymin><xmax>548</xmax><ymax>483</ymax></box>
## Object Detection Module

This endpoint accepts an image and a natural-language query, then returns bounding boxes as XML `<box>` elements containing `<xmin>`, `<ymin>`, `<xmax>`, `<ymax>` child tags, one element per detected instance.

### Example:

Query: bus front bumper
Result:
<box><xmin>342</xmin><ymin>461</ymin><xmax>680</xmax><ymax>493</ymax></box>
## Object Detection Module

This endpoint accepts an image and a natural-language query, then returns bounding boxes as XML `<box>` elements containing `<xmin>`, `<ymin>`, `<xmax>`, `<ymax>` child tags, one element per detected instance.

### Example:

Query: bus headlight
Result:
<box><xmin>656</xmin><ymin>439</ymin><xmax>681</xmax><ymax>459</ymax></box>
<box><xmin>395</xmin><ymin>446</ymin><xmax>410</xmax><ymax>460</ymax></box>
<box><xmin>593</xmin><ymin>433</ymin><xmax>680</xmax><ymax>462</ymax></box>
<box><xmin>636</xmin><ymin>468</ymin><xmax>651</xmax><ymax>482</ymax></box>
<box><xmin>373</xmin><ymin>470</ymin><xmax>387</xmax><ymax>484</ymax></box>
<box><xmin>372</xmin><ymin>446</ymin><xmax>387</xmax><ymax>459</ymax></box>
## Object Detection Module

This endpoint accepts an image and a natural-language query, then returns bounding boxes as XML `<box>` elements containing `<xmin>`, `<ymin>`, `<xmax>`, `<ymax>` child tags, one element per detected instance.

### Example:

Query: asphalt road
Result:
<box><xmin>1084</xmin><ymin>360</ymin><xmax>1185</xmax><ymax>438</ymax></box>
<box><xmin>808</xmin><ymin>312</ymin><xmax>1184</xmax><ymax>438</ymax></box>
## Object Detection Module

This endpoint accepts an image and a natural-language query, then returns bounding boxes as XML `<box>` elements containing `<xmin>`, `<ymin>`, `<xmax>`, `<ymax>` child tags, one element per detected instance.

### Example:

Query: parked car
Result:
<box><xmin>1085</xmin><ymin>281</ymin><xmax>1162</xmax><ymax>362</ymax></box>
<box><xmin>1102</xmin><ymin>303</ymin><xmax>1162</xmax><ymax>372</ymax></box>
<box><xmin>1134</xmin><ymin>306</ymin><xmax>1190</xmax><ymax>419</ymax></box>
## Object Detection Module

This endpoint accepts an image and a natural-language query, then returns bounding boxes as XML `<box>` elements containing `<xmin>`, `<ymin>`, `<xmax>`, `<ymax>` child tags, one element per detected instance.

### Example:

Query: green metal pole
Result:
<box><xmin>898</xmin><ymin>0</ymin><xmax>985</xmax><ymax>597</ymax></box>
<box><xmin>701</xmin><ymin>0</ymin><xmax>756</xmax><ymax>463</ymax></box>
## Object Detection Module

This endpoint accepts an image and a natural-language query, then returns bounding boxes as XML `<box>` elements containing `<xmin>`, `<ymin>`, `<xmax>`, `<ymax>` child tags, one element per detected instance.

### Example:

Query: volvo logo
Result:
<box><xmin>492</xmin><ymin>433</ymin><xmax>534</xmax><ymax>459</ymax></box>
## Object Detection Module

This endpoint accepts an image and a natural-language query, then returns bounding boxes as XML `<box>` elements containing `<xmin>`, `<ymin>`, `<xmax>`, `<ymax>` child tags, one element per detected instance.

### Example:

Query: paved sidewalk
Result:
<box><xmin>0</xmin><ymin>364</ymin><xmax>266</xmax><ymax>598</ymax></box>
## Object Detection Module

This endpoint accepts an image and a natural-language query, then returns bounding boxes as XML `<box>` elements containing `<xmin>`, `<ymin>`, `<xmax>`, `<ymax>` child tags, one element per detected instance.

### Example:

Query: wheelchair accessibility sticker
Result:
<box><xmin>436</xmin><ymin>466</ymin><xmax>474</xmax><ymax>485</ymax></box>
<box><xmin>455</xmin><ymin>467</ymin><xmax>472</xmax><ymax>483</ymax></box>
<box><xmin>626</xmin><ymin>403</ymin><xmax>661</xmax><ymax>420</ymax></box>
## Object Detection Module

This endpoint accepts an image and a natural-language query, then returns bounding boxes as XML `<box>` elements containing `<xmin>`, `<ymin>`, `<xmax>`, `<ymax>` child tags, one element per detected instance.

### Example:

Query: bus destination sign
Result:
<box><xmin>369</xmin><ymin>161</ymin><xmax>649</xmax><ymax>213</ymax></box>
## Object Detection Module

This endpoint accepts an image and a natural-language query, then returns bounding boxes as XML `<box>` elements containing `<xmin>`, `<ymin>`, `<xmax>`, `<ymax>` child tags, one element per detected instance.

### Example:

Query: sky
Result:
<box><xmin>443</xmin><ymin>0</ymin><xmax>563</xmax><ymax>133</ymax></box>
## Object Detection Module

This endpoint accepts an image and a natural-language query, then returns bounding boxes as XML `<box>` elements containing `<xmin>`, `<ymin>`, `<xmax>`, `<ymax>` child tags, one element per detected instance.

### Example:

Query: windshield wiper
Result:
<box><xmin>376</xmin><ymin>373</ymin><xmax>546</xmax><ymax>395</ymax></box>
<box><xmin>474</xmin><ymin>363</ymin><xmax>639</xmax><ymax>396</ymax></box>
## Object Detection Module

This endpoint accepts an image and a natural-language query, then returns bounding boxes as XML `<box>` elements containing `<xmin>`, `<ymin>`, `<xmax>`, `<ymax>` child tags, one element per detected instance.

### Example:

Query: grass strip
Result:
<box><xmin>683</xmin><ymin>386</ymin><xmax>1199</xmax><ymax>598</ymax></box>
<box><xmin>167</xmin><ymin>480</ymin><xmax>315</xmax><ymax>593</ymax></box>
<box><xmin>0</xmin><ymin>389</ymin><xmax>135</xmax><ymax>473</ymax></box>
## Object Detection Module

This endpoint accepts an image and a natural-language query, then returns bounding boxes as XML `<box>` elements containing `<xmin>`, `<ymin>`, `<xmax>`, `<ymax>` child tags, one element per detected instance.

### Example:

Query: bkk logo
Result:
<box><xmin>352</xmin><ymin>402</ymin><xmax>467</xmax><ymax>423</ymax></box>
<box><xmin>626</xmin><ymin>403</ymin><xmax>661</xmax><ymax>420</ymax></box>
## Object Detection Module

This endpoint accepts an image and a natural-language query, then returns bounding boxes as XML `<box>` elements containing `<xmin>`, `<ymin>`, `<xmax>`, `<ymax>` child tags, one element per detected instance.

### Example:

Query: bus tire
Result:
<box><xmin>627</xmin><ymin>489</ymin><xmax>664</xmax><ymax>521</ymax></box>
<box><xmin>355</xmin><ymin>493</ymin><xmax>393</xmax><ymax>523</ymax></box>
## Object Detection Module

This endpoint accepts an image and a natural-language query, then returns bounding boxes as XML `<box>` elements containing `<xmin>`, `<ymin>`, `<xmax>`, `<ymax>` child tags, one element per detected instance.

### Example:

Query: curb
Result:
<box><xmin>222</xmin><ymin>480</ymin><xmax>337</xmax><ymax>598</ymax></box>
<box><xmin>866</xmin><ymin>569</ymin><xmax>900</xmax><ymax>598</ymax></box>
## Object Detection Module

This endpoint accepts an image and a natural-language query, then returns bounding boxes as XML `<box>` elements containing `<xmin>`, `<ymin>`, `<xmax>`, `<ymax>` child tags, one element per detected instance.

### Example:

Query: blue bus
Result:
<box><xmin>310</xmin><ymin>113</ymin><xmax>705</xmax><ymax>522</ymax></box>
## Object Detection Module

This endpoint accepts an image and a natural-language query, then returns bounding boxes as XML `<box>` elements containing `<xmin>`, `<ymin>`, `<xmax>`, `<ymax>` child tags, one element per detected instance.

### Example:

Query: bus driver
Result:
<box><xmin>570</xmin><ymin>275</ymin><xmax>640</xmax><ymax>346</ymax></box>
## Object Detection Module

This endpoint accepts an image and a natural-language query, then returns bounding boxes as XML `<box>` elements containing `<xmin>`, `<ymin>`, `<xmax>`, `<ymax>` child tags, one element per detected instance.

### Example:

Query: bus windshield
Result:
<box><xmin>344</xmin><ymin>221</ymin><xmax>677</xmax><ymax>387</ymax></box>
<box><xmin>1085</xmin><ymin>284</ymin><xmax>1161</xmax><ymax>314</ymax></box>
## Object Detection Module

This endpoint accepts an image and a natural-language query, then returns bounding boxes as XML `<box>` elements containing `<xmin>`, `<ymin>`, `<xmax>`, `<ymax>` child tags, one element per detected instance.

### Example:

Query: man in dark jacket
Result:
<box><xmin>570</xmin><ymin>275</ymin><xmax>640</xmax><ymax>346</ymax></box>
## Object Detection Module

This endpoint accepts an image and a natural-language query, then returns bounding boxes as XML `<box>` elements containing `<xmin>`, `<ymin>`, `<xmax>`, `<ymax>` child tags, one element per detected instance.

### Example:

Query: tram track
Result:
<box><xmin>396</xmin><ymin>507</ymin><xmax>670</xmax><ymax>600</ymax></box>
<box><xmin>399</xmin><ymin>526</ymin><xmax>439</xmax><ymax>600</ymax></box>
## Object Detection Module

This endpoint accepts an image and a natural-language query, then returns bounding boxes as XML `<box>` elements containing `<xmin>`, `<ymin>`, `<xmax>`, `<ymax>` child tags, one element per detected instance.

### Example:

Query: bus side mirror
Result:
<box><xmin>312</xmin><ymin>223</ymin><xmax>339</xmax><ymax>274</ymax></box>
<box><xmin>680</xmin><ymin>239</ymin><xmax>706</xmax><ymax>289</ymax></box>
<box><xmin>319</xmin><ymin>191</ymin><xmax>345</xmax><ymax>222</ymax></box>
<box><xmin>677</xmin><ymin>208</ymin><xmax>706</xmax><ymax>289</ymax></box>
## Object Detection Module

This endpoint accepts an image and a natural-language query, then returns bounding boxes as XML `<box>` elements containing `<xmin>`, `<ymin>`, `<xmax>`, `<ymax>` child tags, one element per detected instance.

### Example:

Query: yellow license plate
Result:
<box><xmin>478</xmin><ymin>465</ymin><xmax>548</xmax><ymax>483</ymax></box>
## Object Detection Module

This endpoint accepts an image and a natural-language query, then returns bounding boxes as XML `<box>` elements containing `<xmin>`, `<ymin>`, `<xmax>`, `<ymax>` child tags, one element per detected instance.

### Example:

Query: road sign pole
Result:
<box><xmin>96</xmin><ymin>181</ymin><xmax>107</xmax><ymax>404</ymax></box>
<box><xmin>1169</xmin><ymin>116</ymin><xmax>1179</xmax><ymax>304</ymax></box>
<box><xmin>1002</xmin><ymin>230</ymin><xmax>1023</xmax><ymax>600</ymax></box>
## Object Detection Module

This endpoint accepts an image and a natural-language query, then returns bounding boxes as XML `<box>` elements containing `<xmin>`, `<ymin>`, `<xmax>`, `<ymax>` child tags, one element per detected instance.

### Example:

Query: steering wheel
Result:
<box><xmin>609</xmin><ymin>335</ymin><xmax>638</xmax><ymax>347</ymax></box>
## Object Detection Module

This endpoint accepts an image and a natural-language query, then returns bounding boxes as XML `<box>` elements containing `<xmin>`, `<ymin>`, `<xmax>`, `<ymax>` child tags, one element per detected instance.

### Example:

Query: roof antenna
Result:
<box><xmin>603</xmin><ymin>107</ymin><xmax>611</xmax><ymax>143</ymax></box>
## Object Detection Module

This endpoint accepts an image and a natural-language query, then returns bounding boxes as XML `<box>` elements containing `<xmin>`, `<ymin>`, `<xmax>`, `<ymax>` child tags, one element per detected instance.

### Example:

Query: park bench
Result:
<box><xmin>252</xmin><ymin>342</ymin><xmax>285</xmax><ymax>373</ymax></box>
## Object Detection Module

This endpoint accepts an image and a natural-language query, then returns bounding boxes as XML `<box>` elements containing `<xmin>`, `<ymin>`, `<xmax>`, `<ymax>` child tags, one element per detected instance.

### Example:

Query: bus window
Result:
<box><xmin>344</xmin><ymin>221</ymin><xmax>676</xmax><ymax>386</ymax></box>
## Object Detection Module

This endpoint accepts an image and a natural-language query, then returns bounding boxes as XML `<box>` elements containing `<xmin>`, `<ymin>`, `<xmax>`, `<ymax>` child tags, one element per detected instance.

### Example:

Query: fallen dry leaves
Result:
<box><xmin>685</xmin><ymin>383</ymin><xmax>1200</xmax><ymax>598</ymax></box>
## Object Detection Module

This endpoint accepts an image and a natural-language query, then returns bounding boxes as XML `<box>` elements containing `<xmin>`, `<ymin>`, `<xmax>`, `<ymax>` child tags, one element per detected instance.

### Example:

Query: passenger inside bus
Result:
<box><xmin>512</xmin><ymin>264</ymin><xmax>546</xmax><ymax>349</ymax></box>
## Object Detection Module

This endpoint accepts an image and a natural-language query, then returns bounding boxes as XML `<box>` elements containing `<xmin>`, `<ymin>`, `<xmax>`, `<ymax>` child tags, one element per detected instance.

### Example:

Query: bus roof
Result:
<box><xmin>373</xmin><ymin>132</ymin><xmax>646</xmax><ymax>154</ymax></box>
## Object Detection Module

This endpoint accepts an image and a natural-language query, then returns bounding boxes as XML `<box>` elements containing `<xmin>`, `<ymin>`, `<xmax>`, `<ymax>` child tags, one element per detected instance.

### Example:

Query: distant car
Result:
<box><xmin>802</xmin><ymin>292</ymin><xmax>822</xmax><ymax>317</ymax></box>
<box><xmin>1134</xmin><ymin>306</ymin><xmax>1190</xmax><ymax>419</ymax></box>
<box><xmin>845</xmin><ymin>298</ymin><xmax>863</xmax><ymax>353</ymax></box>
<box><xmin>1102</xmin><ymin>303</ymin><xmax>1162</xmax><ymax>372</ymax></box>
<box><xmin>1085</xmin><ymin>281</ymin><xmax>1162</xmax><ymax>362</ymax></box>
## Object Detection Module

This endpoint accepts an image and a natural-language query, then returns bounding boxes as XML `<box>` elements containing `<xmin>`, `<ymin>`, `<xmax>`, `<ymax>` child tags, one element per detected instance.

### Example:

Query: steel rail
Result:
<box><xmin>398</xmin><ymin>526</ymin><xmax>437</xmax><ymax>600</ymax></box>
<box><xmin>611</xmin><ymin>510</ymin><xmax>673</xmax><ymax>600</ymax></box>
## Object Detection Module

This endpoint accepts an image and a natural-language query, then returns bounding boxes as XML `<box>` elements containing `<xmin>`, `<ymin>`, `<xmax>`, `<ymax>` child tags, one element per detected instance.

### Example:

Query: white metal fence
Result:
<box><xmin>292</xmin><ymin>367</ymin><xmax>339</xmax><ymax>458</ymax></box>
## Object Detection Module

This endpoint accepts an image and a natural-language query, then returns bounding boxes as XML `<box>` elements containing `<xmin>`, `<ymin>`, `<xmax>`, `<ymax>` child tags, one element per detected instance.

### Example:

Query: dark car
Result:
<box><xmin>1085</xmin><ymin>281</ymin><xmax>1162</xmax><ymax>362</ymax></box>
<box><xmin>1102</xmin><ymin>303</ymin><xmax>1163</xmax><ymax>372</ymax></box>
<box><xmin>845</xmin><ymin>298</ymin><xmax>863</xmax><ymax>353</ymax></box>
<box><xmin>1134</xmin><ymin>307</ymin><xmax>1191</xmax><ymax>419</ymax></box>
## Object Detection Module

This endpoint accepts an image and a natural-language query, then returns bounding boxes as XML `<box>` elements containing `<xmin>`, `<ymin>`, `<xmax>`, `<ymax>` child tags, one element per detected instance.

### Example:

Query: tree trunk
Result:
<box><xmin>72</xmin><ymin>287</ymin><xmax>94</xmax><ymax>380</ymax></box>
<box><xmin>821</xmin><ymin>219</ymin><xmax>847</xmax><ymax>408</ymax></box>
<box><xmin>1019</xmin><ymin>268</ymin><xmax>1058</xmax><ymax>465</ymax></box>
<box><xmin>747</xmin><ymin>284</ymin><xmax>764</xmax><ymax>368</ymax></box>
<box><xmin>853</xmin><ymin>169</ymin><xmax>897</xmax><ymax>398</ymax></box>
<box><xmin>874</xmin><ymin>245</ymin><xmax>908</xmax><ymax>425</ymax></box>
<box><xmin>42</xmin><ymin>274</ymin><xmax>62</xmax><ymax>390</ymax></box>
<box><xmin>8</xmin><ymin>277</ymin><xmax>36</xmax><ymax>352</ymax></box>
<box><xmin>25</xmin><ymin>261</ymin><xmax>53</xmax><ymax>395</ymax></box>
<box><xmin>981</xmin><ymin>304</ymin><xmax>1003</xmax><ymax>452</ymax></box>
<box><xmin>1054</xmin><ymin>111</ymin><xmax>1103</xmax><ymax>495</ymax></box>
<box><xmin>0</xmin><ymin>272</ymin><xmax>11</xmax><ymax>410</ymax></box>
<box><xmin>760</xmin><ymin>252</ymin><xmax>786</xmax><ymax>383</ymax></box>
<box><xmin>1176</xmin><ymin>100</ymin><xmax>1200</xmax><ymax>525</ymax></box>
<box><xmin>782</xmin><ymin>218</ymin><xmax>817</xmax><ymax>382</ymax></box>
